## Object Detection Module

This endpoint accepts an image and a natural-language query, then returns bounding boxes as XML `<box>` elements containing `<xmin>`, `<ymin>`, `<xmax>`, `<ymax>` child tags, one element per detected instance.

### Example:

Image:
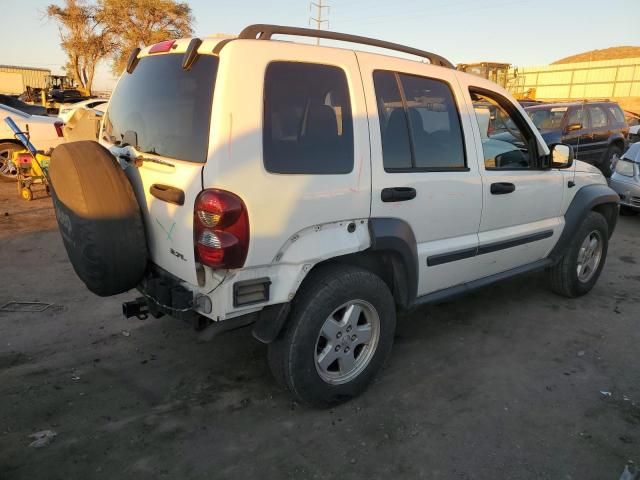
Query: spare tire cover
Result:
<box><xmin>49</xmin><ymin>141</ymin><xmax>147</xmax><ymax>296</ymax></box>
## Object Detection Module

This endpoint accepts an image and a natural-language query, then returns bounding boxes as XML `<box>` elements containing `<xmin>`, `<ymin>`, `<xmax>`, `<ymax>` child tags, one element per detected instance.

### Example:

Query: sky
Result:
<box><xmin>1</xmin><ymin>0</ymin><xmax>639</xmax><ymax>91</ymax></box>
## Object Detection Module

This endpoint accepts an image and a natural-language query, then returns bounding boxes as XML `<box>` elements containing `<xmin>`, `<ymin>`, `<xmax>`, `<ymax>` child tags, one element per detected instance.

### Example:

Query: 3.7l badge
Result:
<box><xmin>170</xmin><ymin>248</ymin><xmax>187</xmax><ymax>261</ymax></box>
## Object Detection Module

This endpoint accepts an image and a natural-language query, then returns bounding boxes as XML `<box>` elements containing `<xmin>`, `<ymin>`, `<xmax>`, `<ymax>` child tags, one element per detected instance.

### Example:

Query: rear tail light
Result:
<box><xmin>194</xmin><ymin>189</ymin><xmax>249</xmax><ymax>269</ymax></box>
<box><xmin>54</xmin><ymin>121</ymin><xmax>64</xmax><ymax>137</ymax></box>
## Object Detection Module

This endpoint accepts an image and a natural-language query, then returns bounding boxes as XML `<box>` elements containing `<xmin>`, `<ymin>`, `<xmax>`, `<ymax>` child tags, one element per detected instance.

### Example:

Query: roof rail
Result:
<box><xmin>226</xmin><ymin>24</ymin><xmax>453</xmax><ymax>69</ymax></box>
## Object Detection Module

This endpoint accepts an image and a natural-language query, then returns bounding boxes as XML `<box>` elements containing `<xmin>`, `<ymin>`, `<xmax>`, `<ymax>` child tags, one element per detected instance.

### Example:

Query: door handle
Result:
<box><xmin>490</xmin><ymin>182</ymin><xmax>516</xmax><ymax>195</ymax></box>
<box><xmin>150</xmin><ymin>184</ymin><xmax>185</xmax><ymax>205</ymax></box>
<box><xmin>381</xmin><ymin>187</ymin><xmax>416</xmax><ymax>202</ymax></box>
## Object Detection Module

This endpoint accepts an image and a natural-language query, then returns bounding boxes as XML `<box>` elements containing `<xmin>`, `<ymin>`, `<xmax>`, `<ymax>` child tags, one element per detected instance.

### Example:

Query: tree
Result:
<box><xmin>47</xmin><ymin>0</ymin><xmax>193</xmax><ymax>91</ymax></box>
<box><xmin>47</xmin><ymin>0</ymin><xmax>112</xmax><ymax>95</ymax></box>
<box><xmin>97</xmin><ymin>0</ymin><xmax>193</xmax><ymax>74</ymax></box>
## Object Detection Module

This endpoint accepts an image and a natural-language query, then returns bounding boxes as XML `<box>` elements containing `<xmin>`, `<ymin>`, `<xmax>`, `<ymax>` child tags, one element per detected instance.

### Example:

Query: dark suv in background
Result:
<box><xmin>525</xmin><ymin>101</ymin><xmax>628</xmax><ymax>176</ymax></box>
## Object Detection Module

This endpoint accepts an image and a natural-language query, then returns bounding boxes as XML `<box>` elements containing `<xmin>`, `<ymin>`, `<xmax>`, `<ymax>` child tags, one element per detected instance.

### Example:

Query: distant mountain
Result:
<box><xmin>552</xmin><ymin>46</ymin><xmax>640</xmax><ymax>64</ymax></box>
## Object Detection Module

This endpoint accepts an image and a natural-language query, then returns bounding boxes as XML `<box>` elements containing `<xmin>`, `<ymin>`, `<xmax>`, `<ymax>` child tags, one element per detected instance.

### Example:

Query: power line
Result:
<box><xmin>309</xmin><ymin>0</ymin><xmax>330</xmax><ymax>45</ymax></box>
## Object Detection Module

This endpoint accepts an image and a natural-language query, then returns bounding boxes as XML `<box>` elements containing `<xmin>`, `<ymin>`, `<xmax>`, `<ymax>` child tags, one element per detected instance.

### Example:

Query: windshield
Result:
<box><xmin>526</xmin><ymin>107</ymin><xmax>567</xmax><ymax>130</ymax></box>
<box><xmin>103</xmin><ymin>53</ymin><xmax>218</xmax><ymax>163</ymax></box>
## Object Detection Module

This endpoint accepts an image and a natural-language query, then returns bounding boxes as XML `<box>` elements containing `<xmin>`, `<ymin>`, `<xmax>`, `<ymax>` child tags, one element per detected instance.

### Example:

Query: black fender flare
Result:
<box><xmin>607</xmin><ymin>133</ymin><xmax>626</xmax><ymax>148</ymax></box>
<box><xmin>549</xmin><ymin>184</ymin><xmax>619</xmax><ymax>262</ymax></box>
<box><xmin>368</xmin><ymin>218</ymin><xmax>419</xmax><ymax>307</ymax></box>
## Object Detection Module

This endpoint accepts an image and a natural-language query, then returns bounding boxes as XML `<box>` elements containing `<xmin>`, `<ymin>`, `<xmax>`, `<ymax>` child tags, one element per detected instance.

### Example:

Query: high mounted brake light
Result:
<box><xmin>194</xmin><ymin>189</ymin><xmax>250</xmax><ymax>269</ymax></box>
<box><xmin>149</xmin><ymin>40</ymin><xmax>176</xmax><ymax>54</ymax></box>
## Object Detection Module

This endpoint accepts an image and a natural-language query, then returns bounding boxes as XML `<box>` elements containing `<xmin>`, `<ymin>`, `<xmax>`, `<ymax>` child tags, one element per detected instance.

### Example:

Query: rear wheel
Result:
<box><xmin>268</xmin><ymin>265</ymin><xmax>396</xmax><ymax>408</ymax></box>
<box><xmin>548</xmin><ymin>211</ymin><xmax>609</xmax><ymax>297</ymax></box>
<box><xmin>0</xmin><ymin>142</ymin><xmax>22</xmax><ymax>182</ymax></box>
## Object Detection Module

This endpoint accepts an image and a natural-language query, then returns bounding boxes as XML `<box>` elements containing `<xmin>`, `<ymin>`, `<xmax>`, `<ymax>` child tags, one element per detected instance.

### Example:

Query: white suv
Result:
<box><xmin>49</xmin><ymin>25</ymin><xmax>619</xmax><ymax>407</ymax></box>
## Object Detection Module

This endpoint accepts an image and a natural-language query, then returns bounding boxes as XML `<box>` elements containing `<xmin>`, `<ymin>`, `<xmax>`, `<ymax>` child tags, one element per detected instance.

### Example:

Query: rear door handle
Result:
<box><xmin>150</xmin><ymin>184</ymin><xmax>185</xmax><ymax>205</ymax></box>
<box><xmin>490</xmin><ymin>182</ymin><xmax>516</xmax><ymax>195</ymax></box>
<box><xmin>381</xmin><ymin>187</ymin><xmax>416</xmax><ymax>202</ymax></box>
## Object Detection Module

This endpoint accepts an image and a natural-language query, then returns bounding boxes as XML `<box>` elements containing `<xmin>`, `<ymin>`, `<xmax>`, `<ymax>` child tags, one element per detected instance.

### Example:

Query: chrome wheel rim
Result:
<box><xmin>0</xmin><ymin>147</ymin><xmax>18</xmax><ymax>179</ymax></box>
<box><xmin>315</xmin><ymin>299</ymin><xmax>380</xmax><ymax>385</ymax></box>
<box><xmin>577</xmin><ymin>230</ymin><xmax>603</xmax><ymax>283</ymax></box>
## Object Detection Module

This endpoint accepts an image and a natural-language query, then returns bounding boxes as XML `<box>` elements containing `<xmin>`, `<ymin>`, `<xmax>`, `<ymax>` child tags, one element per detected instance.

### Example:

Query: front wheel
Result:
<box><xmin>600</xmin><ymin>144</ymin><xmax>623</xmax><ymax>178</ymax></box>
<box><xmin>548</xmin><ymin>211</ymin><xmax>609</xmax><ymax>297</ymax></box>
<box><xmin>268</xmin><ymin>265</ymin><xmax>396</xmax><ymax>408</ymax></box>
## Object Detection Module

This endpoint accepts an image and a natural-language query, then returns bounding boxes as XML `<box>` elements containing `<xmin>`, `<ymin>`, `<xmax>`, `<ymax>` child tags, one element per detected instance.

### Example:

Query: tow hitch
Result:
<box><xmin>122</xmin><ymin>297</ymin><xmax>149</xmax><ymax>320</ymax></box>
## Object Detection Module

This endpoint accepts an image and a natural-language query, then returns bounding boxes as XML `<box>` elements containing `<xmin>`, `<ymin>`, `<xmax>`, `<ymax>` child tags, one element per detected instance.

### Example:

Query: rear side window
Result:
<box><xmin>263</xmin><ymin>62</ymin><xmax>353</xmax><ymax>174</ymax></box>
<box><xmin>373</xmin><ymin>70</ymin><xmax>466</xmax><ymax>171</ymax></box>
<box><xmin>104</xmin><ymin>54</ymin><xmax>218</xmax><ymax>163</ymax></box>
<box><xmin>608</xmin><ymin>105</ymin><xmax>626</xmax><ymax>125</ymax></box>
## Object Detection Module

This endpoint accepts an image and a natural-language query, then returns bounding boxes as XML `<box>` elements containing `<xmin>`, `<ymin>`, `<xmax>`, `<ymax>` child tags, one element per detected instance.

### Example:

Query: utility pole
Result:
<box><xmin>309</xmin><ymin>1</ymin><xmax>330</xmax><ymax>45</ymax></box>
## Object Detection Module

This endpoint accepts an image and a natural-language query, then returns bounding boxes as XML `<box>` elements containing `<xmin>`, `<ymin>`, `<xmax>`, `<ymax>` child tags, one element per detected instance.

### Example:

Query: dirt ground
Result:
<box><xmin>0</xmin><ymin>180</ymin><xmax>638</xmax><ymax>480</ymax></box>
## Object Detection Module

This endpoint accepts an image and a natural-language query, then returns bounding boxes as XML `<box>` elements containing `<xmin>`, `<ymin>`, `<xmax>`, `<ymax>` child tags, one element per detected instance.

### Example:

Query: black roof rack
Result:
<box><xmin>215</xmin><ymin>24</ymin><xmax>454</xmax><ymax>69</ymax></box>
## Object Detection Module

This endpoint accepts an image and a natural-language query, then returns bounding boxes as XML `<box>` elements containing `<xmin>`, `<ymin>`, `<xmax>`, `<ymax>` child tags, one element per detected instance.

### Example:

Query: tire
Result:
<box><xmin>599</xmin><ymin>144</ymin><xmax>622</xmax><ymax>178</ymax></box>
<box><xmin>620</xmin><ymin>206</ymin><xmax>637</xmax><ymax>216</ymax></box>
<box><xmin>49</xmin><ymin>141</ymin><xmax>148</xmax><ymax>296</ymax></box>
<box><xmin>0</xmin><ymin>142</ymin><xmax>22</xmax><ymax>182</ymax></box>
<box><xmin>548</xmin><ymin>211</ymin><xmax>609</xmax><ymax>298</ymax></box>
<box><xmin>20</xmin><ymin>187</ymin><xmax>33</xmax><ymax>201</ymax></box>
<box><xmin>268</xmin><ymin>264</ymin><xmax>396</xmax><ymax>408</ymax></box>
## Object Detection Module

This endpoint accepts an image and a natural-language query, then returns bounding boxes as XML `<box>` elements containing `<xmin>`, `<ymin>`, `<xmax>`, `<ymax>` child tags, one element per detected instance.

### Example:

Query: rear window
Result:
<box><xmin>104</xmin><ymin>54</ymin><xmax>218</xmax><ymax>163</ymax></box>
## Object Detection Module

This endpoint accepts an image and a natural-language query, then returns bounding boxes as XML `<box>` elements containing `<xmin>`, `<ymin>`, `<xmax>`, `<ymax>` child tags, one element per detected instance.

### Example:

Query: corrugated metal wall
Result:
<box><xmin>509</xmin><ymin>57</ymin><xmax>640</xmax><ymax>101</ymax></box>
<box><xmin>0</xmin><ymin>65</ymin><xmax>51</xmax><ymax>89</ymax></box>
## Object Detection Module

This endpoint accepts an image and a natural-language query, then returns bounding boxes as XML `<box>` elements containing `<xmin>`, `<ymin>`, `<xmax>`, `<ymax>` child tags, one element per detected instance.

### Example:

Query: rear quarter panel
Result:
<box><xmin>202</xmin><ymin>40</ymin><xmax>372</xmax><ymax>269</ymax></box>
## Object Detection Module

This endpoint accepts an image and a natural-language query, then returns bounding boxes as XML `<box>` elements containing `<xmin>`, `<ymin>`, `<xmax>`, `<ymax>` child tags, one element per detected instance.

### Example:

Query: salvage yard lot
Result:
<box><xmin>0</xmin><ymin>180</ymin><xmax>638</xmax><ymax>480</ymax></box>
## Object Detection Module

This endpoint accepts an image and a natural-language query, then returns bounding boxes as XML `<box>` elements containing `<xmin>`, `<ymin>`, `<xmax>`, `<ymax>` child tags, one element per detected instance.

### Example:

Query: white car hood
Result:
<box><xmin>574</xmin><ymin>160</ymin><xmax>602</xmax><ymax>174</ymax></box>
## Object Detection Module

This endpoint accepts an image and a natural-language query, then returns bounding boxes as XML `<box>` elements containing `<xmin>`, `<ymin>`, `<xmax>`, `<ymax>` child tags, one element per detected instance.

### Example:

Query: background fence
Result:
<box><xmin>508</xmin><ymin>57</ymin><xmax>640</xmax><ymax>112</ymax></box>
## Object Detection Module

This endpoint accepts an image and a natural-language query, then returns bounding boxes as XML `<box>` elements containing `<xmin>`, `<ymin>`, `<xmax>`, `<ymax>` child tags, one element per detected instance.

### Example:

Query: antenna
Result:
<box><xmin>309</xmin><ymin>1</ymin><xmax>330</xmax><ymax>45</ymax></box>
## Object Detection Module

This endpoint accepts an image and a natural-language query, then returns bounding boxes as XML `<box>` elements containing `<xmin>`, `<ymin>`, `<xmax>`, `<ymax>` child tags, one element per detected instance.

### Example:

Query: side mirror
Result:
<box><xmin>550</xmin><ymin>143</ymin><xmax>574</xmax><ymax>169</ymax></box>
<box><xmin>565</xmin><ymin>122</ymin><xmax>582</xmax><ymax>132</ymax></box>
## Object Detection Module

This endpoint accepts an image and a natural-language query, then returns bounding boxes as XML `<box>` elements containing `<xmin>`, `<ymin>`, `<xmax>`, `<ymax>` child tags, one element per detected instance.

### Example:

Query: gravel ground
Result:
<box><xmin>0</xmin><ymin>181</ymin><xmax>638</xmax><ymax>480</ymax></box>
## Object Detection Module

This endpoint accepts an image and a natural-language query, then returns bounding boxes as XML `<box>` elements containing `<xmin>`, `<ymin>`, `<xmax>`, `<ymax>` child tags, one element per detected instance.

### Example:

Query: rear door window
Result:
<box><xmin>373</xmin><ymin>71</ymin><xmax>412</xmax><ymax>170</ymax></box>
<box><xmin>263</xmin><ymin>62</ymin><xmax>354</xmax><ymax>174</ymax></box>
<box><xmin>103</xmin><ymin>54</ymin><xmax>218</xmax><ymax>163</ymax></box>
<box><xmin>373</xmin><ymin>70</ymin><xmax>466</xmax><ymax>171</ymax></box>
<box><xmin>588</xmin><ymin>106</ymin><xmax>609</xmax><ymax>129</ymax></box>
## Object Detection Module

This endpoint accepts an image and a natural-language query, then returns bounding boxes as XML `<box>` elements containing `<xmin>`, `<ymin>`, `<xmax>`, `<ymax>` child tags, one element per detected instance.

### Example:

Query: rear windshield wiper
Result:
<box><xmin>118</xmin><ymin>151</ymin><xmax>174</xmax><ymax>168</ymax></box>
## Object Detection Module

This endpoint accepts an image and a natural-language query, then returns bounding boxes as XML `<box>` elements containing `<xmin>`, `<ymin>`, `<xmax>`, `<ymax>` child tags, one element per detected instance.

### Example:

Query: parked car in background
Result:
<box><xmin>629</xmin><ymin>124</ymin><xmax>640</xmax><ymax>143</ymax></box>
<box><xmin>0</xmin><ymin>104</ymin><xmax>63</xmax><ymax>181</ymax></box>
<box><xmin>518</xmin><ymin>99</ymin><xmax>545</xmax><ymax>108</ymax></box>
<box><xmin>609</xmin><ymin>142</ymin><xmax>640</xmax><ymax>214</ymax></box>
<box><xmin>525</xmin><ymin>101</ymin><xmax>628</xmax><ymax>176</ymax></box>
<box><xmin>0</xmin><ymin>93</ymin><xmax>47</xmax><ymax>116</ymax></box>
<box><xmin>58</xmin><ymin>98</ymin><xmax>108</xmax><ymax>123</ymax></box>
